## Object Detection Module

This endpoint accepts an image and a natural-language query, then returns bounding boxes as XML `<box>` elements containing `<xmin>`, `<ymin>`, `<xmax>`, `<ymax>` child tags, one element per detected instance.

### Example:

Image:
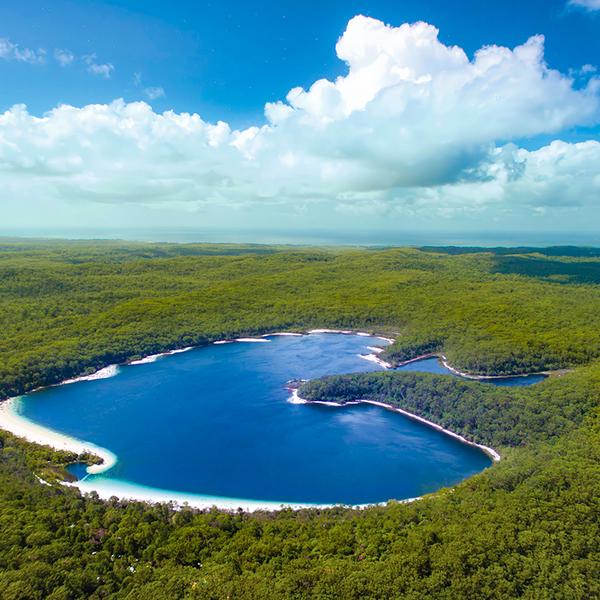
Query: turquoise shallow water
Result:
<box><xmin>18</xmin><ymin>334</ymin><xmax>517</xmax><ymax>505</ymax></box>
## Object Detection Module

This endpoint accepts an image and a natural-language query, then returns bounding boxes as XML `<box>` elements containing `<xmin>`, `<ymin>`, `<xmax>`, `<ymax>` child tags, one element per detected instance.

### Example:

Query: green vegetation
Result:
<box><xmin>1</xmin><ymin>239</ymin><xmax>600</xmax><ymax>598</ymax></box>
<box><xmin>3</xmin><ymin>239</ymin><xmax>600</xmax><ymax>400</ymax></box>
<box><xmin>299</xmin><ymin>368</ymin><xmax>600</xmax><ymax>448</ymax></box>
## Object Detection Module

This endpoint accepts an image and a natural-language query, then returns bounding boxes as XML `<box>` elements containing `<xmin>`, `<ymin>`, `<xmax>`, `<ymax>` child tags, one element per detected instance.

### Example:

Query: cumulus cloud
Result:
<box><xmin>569</xmin><ymin>0</ymin><xmax>600</xmax><ymax>10</ymax></box>
<box><xmin>83</xmin><ymin>53</ymin><xmax>114</xmax><ymax>78</ymax></box>
<box><xmin>1</xmin><ymin>16</ymin><xmax>599</xmax><ymax>222</ymax></box>
<box><xmin>0</xmin><ymin>37</ymin><xmax>45</xmax><ymax>64</ymax></box>
<box><xmin>54</xmin><ymin>48</ymin><xmax>74</xmax><ymax>67</ymax></box>
<box><xmin>144</xmin><ymin>86</ymin><xmax>165</xmax><ymax>100</ymax></box>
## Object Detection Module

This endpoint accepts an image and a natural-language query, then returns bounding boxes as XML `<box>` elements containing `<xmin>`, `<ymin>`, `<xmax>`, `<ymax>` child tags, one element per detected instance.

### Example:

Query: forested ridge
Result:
<box><xmin>3</xmin><ymin>240</ymin><xmax>600</xmax><ymax>399</ymax></box>
<box><xmin>299</xmin><ymin>368</ymin><xmax>600</xmax><ymax>449</ymax></box>
<box><xmin>1</xmin><ymin>239</ymin><xmax>600</xmax><ymax>598</ymax></box>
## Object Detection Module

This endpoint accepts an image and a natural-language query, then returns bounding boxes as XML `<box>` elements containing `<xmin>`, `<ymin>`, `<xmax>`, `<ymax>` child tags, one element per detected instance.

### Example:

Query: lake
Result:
<box><xmin>15</xmin><ymin>333</ymin><xmax>538</xmax><ymax>507</ymax></box>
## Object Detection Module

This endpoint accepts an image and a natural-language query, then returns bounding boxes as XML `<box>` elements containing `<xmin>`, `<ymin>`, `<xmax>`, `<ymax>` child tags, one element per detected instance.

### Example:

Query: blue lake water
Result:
<box><xmin>398</xmin><ymin>357</ymin><xmax>547</xmax><ymax>386</ymax></box>
<box><xmin>16</xmin><ymin>334</ymin><xmax>540</xmax><ymax>506</ymax></box>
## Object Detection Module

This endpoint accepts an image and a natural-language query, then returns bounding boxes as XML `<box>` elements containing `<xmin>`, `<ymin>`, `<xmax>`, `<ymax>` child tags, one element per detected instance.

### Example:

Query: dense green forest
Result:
<box><xmin>1</xmin><ymin>239</ymin><xmax>600</xmax><ymax>598</ymax></box>
<box><xmin>299</xmin><ymin>368</ymin><xmax>600</xmax><ymax>448</ymax></box>
<box><xmin>3</xmin><ymin>239</ymin><xmax>600</xmax><ymax>399</ymax></box>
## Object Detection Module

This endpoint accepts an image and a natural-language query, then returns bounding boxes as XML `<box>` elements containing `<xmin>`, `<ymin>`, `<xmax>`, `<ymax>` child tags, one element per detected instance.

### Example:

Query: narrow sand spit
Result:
<box><xmin>358</xmin><ymin>353</ymin><xmax>393</xmax><ymax>369</ymax></box>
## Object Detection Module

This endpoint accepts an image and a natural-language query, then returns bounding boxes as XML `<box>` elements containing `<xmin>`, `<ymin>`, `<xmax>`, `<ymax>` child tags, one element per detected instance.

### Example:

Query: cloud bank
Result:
<box><xmin>569</xmin><ymin>0</ymin><xmax>600</xmax><ymax>11</ymax></box>
<box><xmin>0</xmin><ymin>37</ymin><xmax>46</xmax><ymax>64</ymax></box>
<box><xmin>1</xmin><ymin>16</ymin><xmax>599</xmax><ymax>225</ymax></box>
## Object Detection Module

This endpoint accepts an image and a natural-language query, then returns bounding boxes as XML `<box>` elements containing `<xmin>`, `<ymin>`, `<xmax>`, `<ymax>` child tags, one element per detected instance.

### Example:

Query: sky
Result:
<box><xmin>1</xmin><ymin>0</ymin><xmax>599</xmax><ymax>241</ymax></box>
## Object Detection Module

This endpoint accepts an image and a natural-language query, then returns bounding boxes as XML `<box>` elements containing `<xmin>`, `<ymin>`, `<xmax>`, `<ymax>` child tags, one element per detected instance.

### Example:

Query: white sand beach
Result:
<box><xmin>308</xmin><ymin>328</ymin><xmax>355</xmax><ymax>335</ymax></box>
<box><xmin>129</xmin><ymin>346</ymin><xmax>194</xmax><ymax>365</ymax></box>
<box><xmin>367</xmin><ymin>346</ymin><xmax>385</xmax><ymax>354</ymax></box>
<box><xmin>129</xmin><ymin>354</ymin><xmax>162</xmax><ymax>365</ymax></box>
<box><xmin>62</xmin><ymin>364</ymin><xmax>119</xmax><ymax>385</ymax></box>
<box><xmin>358</xmin><ymin>353</ymin><xmax>393</xmax><ymax>369</ymax></box>
<box><xmin>374</xmin><ymin>336</ymin><xmax>395</xmax><ymax>344</ymax></box>
<box><xmin>439</xmin><ymin>354</ymin><xmax>545</xmax><ymax>382</ymax></box>
<box><xmin>70</xmin><ymin>478</ymin><xmax>338</xmax><ymax>512</ymax></box>
<box><xmin>0</xmin><ymin>397</ymin><xmax>117</xmax><ymax>474</ymax></box>
<box><xmin>261</xmin><ymin>332</ymin><xmax>303</xmax><ymax>337</ymax></box>
<box><xmin>70</xmin><ymin>477</ymin><xmax>420</xmax><ymax>512</ymax></box>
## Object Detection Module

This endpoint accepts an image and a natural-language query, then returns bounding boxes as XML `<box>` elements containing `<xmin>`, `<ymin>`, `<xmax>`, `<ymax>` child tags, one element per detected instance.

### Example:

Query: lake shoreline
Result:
<box><xmin>288</xmin><ymin>388</ymin><xmax>501</xmax><ymax>462</ymax></box>
<box><xmin>0</xmin><ymin>330</ymin><xmax>394</xmax><ymax>474</ymax></box>
<box><xmin>394</xmin><ymin>352</ymin><xmax>553</xmax><ymax>381</ymax></box>
<box><xmin>0</xmin><ymin>397</ymin><xmax>117</xmax><ymax>474</ymax></box>
<box><xmin>0</xmin><ymin>328</ymin><xmax>546</xmax><ymax>510</ymax></box>
<box><xmin>438</xmin><ymin>354</ymin><xmax>553</xmax><ymax>380</ymax></box>
<box><xmin>0</xmin><ymin>329</ymin><xmax>539</xmax><ymax>476</ymax></box>
<box><xmin>66</xmin><ymin>478</ymin><xmax>422</xmax><ymax>513</ymax></box>
<box><xmin>0</xmin><ymin>328</ymin><xmax>554</xmax><ymax>408</ymax></box>
<box><xmin>0</xmin><ymin>331</ymin><xmax>398</xmax><ymax>506</ymax></box>
<box><xmin>0</xmin><ymin>392</ymin><xmax>424</xmax><ymax>512</ymax></box>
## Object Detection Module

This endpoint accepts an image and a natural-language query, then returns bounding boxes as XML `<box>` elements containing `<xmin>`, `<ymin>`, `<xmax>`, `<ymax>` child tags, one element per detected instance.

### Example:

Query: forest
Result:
<box><xmin>0</xmin><ymin>239</ymin><xmax>599</xmax><ymax>598</ymax></box>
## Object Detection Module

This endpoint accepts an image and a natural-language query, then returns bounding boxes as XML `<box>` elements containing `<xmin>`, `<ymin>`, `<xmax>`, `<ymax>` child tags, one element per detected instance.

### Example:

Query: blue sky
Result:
<box><xmin>2</xmin><ymin>0</ymin><xmax>599</xmax><ymax>125</ymax></box>
<box><xmin>1</xmin><ymin>0</ymin><xmax>600</xmax><ymax>239</ymax></box>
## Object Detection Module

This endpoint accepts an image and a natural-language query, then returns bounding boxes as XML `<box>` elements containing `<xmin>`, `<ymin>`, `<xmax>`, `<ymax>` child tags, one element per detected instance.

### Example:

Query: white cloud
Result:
<box><xmin>1</xmin><ymin>16</ymin><xmax>599</xmax><ymax>226</ymax></box>
<box><xmin>0</xmin><ymin>37</ymin><xmax>45</xmax><ymax>64</ymax></box>
<box><xmin>569</xmin><ymin>0</ymin><xmax>600</xmax><ymax>10</ymax></box>
<box><xmin>83</xmin><ymin>53</ymin><xmax>114</xmax><ymax>78</ymax></box>
<box><xmin>144</xmin><ymin>86</ymin><xmax>165</xmax><ymax>100</ymax></box>
<box><xmin>54</xmin><ymin>48</ymin><xmax>74</xmax><ymax>67</ymax></box>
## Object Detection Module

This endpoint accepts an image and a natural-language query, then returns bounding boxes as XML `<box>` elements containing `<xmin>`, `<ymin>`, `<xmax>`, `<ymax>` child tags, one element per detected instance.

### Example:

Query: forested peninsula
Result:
<box><xmin>1</xmin><ymin>240</ymin><xmax>599</xmax><ymax>598</ymax></box>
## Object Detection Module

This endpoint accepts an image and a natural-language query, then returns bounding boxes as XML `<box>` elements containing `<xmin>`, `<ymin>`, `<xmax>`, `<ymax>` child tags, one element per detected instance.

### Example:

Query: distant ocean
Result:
<box><xmin>2</xmin><ymin>228</ymin><xmax>599</xmax><ymax>248</ymax></box>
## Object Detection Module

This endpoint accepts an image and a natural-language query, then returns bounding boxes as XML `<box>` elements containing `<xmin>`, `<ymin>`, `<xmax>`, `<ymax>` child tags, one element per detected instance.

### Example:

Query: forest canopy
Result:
<box><xmin>0</xmin><ymin>239</ymin><xmax>599</xmax><ymax>599</ymax></box>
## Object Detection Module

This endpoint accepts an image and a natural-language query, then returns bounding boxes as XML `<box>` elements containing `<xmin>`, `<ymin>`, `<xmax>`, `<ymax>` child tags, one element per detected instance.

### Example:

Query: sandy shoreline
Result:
<box><xmin>0</xmin><ymin>397</ymin><xmax>117</xmax><ymax>474</ymax></box>
<box><xmin>129</xmin><ymin>346</ymin><xmax>195</xmax><ymax>365</ymax></box>
<box><xmin>208</xmin><ymin>329</ymin><xmax>393</xmax><ymax>346</ymax></box>
<box><xmin>62</xmin><ymin>364</ymin><xmax>120</xmax><ymax>384</ymax></box>
<box><xmin>0</xmin><ymin>329</ymin><xmax>532</xmax><ymax>509</ymax></box>
<box><xmin>0</xmin><ymin>392</ymin><xmax>418</xmax><ymax>512</ymax></box>
<box><xmin>438</xmin><ymin>354</ymin><xmax>549</xmax><ymax>381</ymax></box>
<box><xmin>358</xmin><ymin>353</ymin><xmax>393</xmax><ymax>369</ymax></box>
<box><xmin>68</xmin><ymin>478</ymin><xmax>418</xmax><ymax>512</ymax></box>
<box><xmin>0</xmin><ymin>329</ymin><xmax>398</xmax><ymax>510</ymax></box>
<box><xmin>308</xmin><ymin>329</ymin><xmax>394</xmax><ymax>344</ymax></box>
<box><xmin>288</xmin><ymin>389</ymin><xmax>501</xmax><ymax>462</ymax></box>
<box><xmin>392</xmin><ymin>352</ymin><xmax>549</xmax><ymax>382</ymax></box>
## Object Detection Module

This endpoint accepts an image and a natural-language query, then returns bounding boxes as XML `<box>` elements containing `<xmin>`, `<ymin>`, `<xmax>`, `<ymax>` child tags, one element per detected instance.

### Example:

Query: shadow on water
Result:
<box><xmin>66</xmin><ymin>463</ymin><xmax>90</xmax><ymax>481</ymax></box>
